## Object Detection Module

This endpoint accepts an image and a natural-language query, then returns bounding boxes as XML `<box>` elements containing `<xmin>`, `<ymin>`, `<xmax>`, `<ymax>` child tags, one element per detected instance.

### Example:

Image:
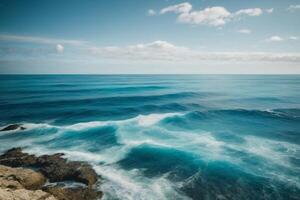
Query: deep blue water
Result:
<box><xmin>0</xmin><ymin>75</ymin><xmax>300</xmax><ymax>200</ymax></box>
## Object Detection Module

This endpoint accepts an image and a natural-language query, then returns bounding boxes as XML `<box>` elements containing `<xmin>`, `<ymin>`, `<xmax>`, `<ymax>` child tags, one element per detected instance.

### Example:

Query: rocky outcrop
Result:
<box><xmin>0</xmin><ymin>124</ymin><xmax>26</xmax><ymax>131</ymax></box>
<box><xmin>0</xmin><ymin>165</ymin><xmax>57</xmax><ymax>200</ymax></box>
<box><xmin>0</xmin><ymin>188</ymin><xmax>57</xmax><ymax>200</ymax></box>
<box><xmin>37</xmin><ymin>153</ymin><xmax>98</xmax><ymax>186</ymax></box>
<box><xmin>0</xmin><ymin>148</ymin><xmax>102</xmax><ymax>200</ymax></box>
<box><xmin>0</xmin><ymin>165</ymin><xmax>46</xmax><ymax>190</ymax></box>
<box><xmin>0</xmin><ymin>148</ymin><xmax>97</xmax><ymax>187</ymax></box>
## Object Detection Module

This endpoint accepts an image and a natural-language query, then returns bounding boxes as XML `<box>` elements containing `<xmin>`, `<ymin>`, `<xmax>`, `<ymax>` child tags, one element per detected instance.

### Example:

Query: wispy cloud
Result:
<box><xmin>238</xmin><ymin>29</ymin><xmax>252</xmax><ymax>34</ymax></box>
<box><xmin>159</xmin><ymin>2</ymin><xmax>271</xmax><ymax>26</ymax></box>
<box><xmin>233</xmin><ymin>8</ymin><xmax>263</xmax><ymax>17</ymax></box>
<box><xmin>160</xmin><ymin>2</ymin><xmax>192</xmax><ymax>14</ymax></box>
<box><xmin>289</xmin><ymin>36</ymin><xmax>299</xmax><ymax>40</ymax></box>
<box><xmin>88</xmin><ymin>40</ymin><xmax>300</xmax><ymax>62</ymax></box>
<box><xmin>147</xmin><ymin>9</ymin><xmax>156</xmax><ymax>16</ymax></box>
<box><xmin>287</xmin><ymin>5</ymin><xmax>300</xmax><ymax>12</ymax></box>
<box><xmin>268</xmin><ymin>36</ymin><xmax>284</xmax><ymax>42</ymax></box>
<box><xmin>1</xmin><ymin>34</ymin><xmax>299</xmax><ymax>63</ymax></box>
<box><xmin>267</xmin><ymin>35</ymin><xmax>299</xmax><ymax>42</ymax></box>
<box><xmin>88</xmin><ymin>40</ymin><xmax>188</xmax><ymax>61</ymax></box>
<box><xmin>0</xmin><ymin>34</ymin><xmax>86</xmax><ymax>46</ymax></box>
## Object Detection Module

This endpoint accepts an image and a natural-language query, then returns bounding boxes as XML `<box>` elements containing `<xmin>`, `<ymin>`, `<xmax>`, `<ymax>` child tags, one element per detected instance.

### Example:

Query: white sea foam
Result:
<box><xmin>64</xmin><ymin>121</ymin><xmax>111</xmax><ymax>131</ymax></box>
<box><xmin>59</xmin><ymin>112</ymin><xmax>182</xmax><ymax>131</ymax></box>
<box><xmin>3</xmin><ymin>112</ymin><xmax>180</xmax><ymax>134</ymax></box>
<box><xmin>94</xmin><ymin>165</ymin><xmax>190</xmax><ymax>200</ymax></box>
<box><xmin>23</xmin><ymin>122</ymin><xmax>57</xmax><ymax>130</ymax></box>
<box><xmin>121</xmin><ymin>139</ymin><xmax>171</xmax><ymax>148</ymax></box>
<box><xmin>134</xmin><ymin>113</ymin><xmax>181</xmax><ymax>127</ymax></box>
<box><xmin>25</xmin><ymin>146</ymin><xmax>108</xmax><ymax>164</ymax></box>
<box><xmin>214</xmin><ymin>134</ymin><xmax>300</xmax><ymax>187</ymax></box>
<box><xmin>243</xmin><ymin>136</ymin><xmax>299</xmax><ymax>168</ymax></box>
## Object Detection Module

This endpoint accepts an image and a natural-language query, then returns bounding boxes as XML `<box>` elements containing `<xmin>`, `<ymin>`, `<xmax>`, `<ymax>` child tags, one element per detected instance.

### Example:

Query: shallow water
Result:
<box><xmin>0</xmin><ymin>75</ymin><xmax>300</xmax><ymax>200</ymax></box>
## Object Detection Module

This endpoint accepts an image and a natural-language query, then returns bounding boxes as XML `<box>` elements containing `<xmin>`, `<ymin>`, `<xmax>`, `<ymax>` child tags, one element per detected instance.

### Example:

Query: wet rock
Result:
<box><xmin>0</xmin><ymin>165</ymin><xmax>46</xmax><ymax>190</ymax></box>
<box><xmin>0</xmin><ymin>188</ymin><xmax>57</xmax><ymax>200</ymax></box>
<box><xmin>0</xmin><ymin>148</ymin><xmax>37</xmax><ymax>167</ymax></box>
<box><xmin>75</xmin><ymin>165</ymin><xmax>98</xmax><ymax>187</ymax></box>
<box><xmin>36</xmin><ymin>154</ymin><xmax>98</xmax><ymax>187</ymax></box>
<box><xmin>0</xmin><ymin>124</ymin><xmax>26</xmax><ymax>131</ymax></box>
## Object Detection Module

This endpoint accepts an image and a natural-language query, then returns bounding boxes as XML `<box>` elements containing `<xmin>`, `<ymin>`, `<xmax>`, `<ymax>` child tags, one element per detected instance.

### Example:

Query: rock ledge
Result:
<box><xmin>0</xmin><ymin>148</ymin><xmax>102</xmax><ymax>200</ymax></box>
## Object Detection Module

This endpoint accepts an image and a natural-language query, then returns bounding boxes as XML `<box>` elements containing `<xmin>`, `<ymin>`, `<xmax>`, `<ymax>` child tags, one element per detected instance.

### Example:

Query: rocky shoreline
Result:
<box><xmin>0</xmin><ymin>147</ymin><xmax>103</xmax><ymax>200</ymax></box>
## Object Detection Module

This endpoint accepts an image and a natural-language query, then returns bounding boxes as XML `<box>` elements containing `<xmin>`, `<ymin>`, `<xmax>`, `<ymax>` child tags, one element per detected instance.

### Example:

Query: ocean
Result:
<box><xmin>0</xmin><ymin>75</ymin><xmax>300</xmax><ymax>200</ymax></box>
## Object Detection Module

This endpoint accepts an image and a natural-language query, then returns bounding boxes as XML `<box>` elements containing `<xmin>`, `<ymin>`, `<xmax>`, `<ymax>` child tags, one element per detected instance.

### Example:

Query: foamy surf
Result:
<box><xmin>94</xmin><ymin>165</ymin><xmax>190</xmax><ymax>200</ymax></box>
<box><xmin>62</xmin><ymin>112</ymin><xmax>183</xmax><ymax>131</ymax></box>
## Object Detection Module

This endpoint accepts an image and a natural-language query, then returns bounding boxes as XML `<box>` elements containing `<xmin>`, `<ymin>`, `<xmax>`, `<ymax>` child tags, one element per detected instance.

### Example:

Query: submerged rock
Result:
<box><xmin>0</xmin><ymin>148</ymin><xmax>102</xmax><ymax>200</ymax></box>
<box><xmin>0</xmin><ymin>124</ymin><xmax>26</xmax><ymax>131</ymax></box>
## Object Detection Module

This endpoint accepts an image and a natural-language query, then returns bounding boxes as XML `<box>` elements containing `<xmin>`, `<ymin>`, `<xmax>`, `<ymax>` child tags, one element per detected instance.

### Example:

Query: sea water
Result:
<box><xmin>0</xmin><ymin>75</ymin><xmax>299</xmax><ymax>200</ymax></box>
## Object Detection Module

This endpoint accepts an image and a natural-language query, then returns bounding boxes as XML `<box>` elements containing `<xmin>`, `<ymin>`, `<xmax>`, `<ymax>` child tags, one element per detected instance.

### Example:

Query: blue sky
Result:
<box><xmin>0</xmin><ymin>0</ymin><xmax>300</xmax><ymax>74</ymax></box>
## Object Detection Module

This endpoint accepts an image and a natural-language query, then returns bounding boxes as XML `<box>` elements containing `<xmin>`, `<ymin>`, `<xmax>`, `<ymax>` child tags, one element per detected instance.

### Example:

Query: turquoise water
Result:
<box><xmin>0</xmin><ymin>75</ymin><xmax>300</xmax><ymax>200</ymax></box>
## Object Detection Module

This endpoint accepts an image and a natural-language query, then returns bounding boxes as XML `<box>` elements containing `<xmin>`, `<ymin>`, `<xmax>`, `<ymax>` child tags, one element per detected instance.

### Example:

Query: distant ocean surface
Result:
<box><xmin>0</xmin><ymin>75</ymin><xmax>300</xmax><ymax>200</ymax></box>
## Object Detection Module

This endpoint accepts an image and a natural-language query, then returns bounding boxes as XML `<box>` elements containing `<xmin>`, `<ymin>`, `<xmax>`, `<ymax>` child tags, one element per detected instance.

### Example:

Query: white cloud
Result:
<box><xmin>287</xmin><ymin>5</ymin><xmax>300</xmax><ymax>12</ymax></box>
<box><xmin>180</xmin><ymin>7</ymin><xmax>231</xmax><ymax>26</ymax></box>
<box><xmin>56</xmin><ymin>44</ymin><xmax>64</xmax><ymax>53</ymax></box>
<box><xmin>238</xmin><ymin>29</ymin><xmax>251</xmax><ymax>34</ymax></box>
<box><xmin>268</xmin><ymin>36</ymin><xmax>284</xmax><ymax>42</ymax></box>
<box><xmin>0</xmin><ymin>34</ymin><xmax>86</xmax><ymax>46</ymax></box>
<box><xmin>159</xmin><ymin>2</ymin><xmax>267</xmax><ymax>26</ymax></box>
<box><xmin>147</xmin><ymin>9</ymin><xmax>156</xmax><ymax>16</ymax></box>
<box><xmin>88</xmin><ymin>40</ymin><xmax>300</xmax><ymax>62</ymax></box>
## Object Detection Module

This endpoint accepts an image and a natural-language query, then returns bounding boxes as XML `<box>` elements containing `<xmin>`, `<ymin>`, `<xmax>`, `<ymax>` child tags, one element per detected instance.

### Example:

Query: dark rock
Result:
<box><xmin>75</xmin><ymin>165</ymin><xmax>98</xmax><ymax>187</ymax></box>
<box><xmin>0</xmin><ymin>124</ymin><xmax>26</xmax><ymax>131</ymax></box>
<box><xmin>0</xmin><ymin>148</ymin><xmax>37</xmax><ymax>167</ymax></box>
<box><xmin>43</xmin><ymin>186</ymin><xmax>103</xmax><ymax>200</ymax></box>
<box><xmin>36</xmin><ymin>155</ymin><xmax>97</xmax><ymax>187</ymax></box>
